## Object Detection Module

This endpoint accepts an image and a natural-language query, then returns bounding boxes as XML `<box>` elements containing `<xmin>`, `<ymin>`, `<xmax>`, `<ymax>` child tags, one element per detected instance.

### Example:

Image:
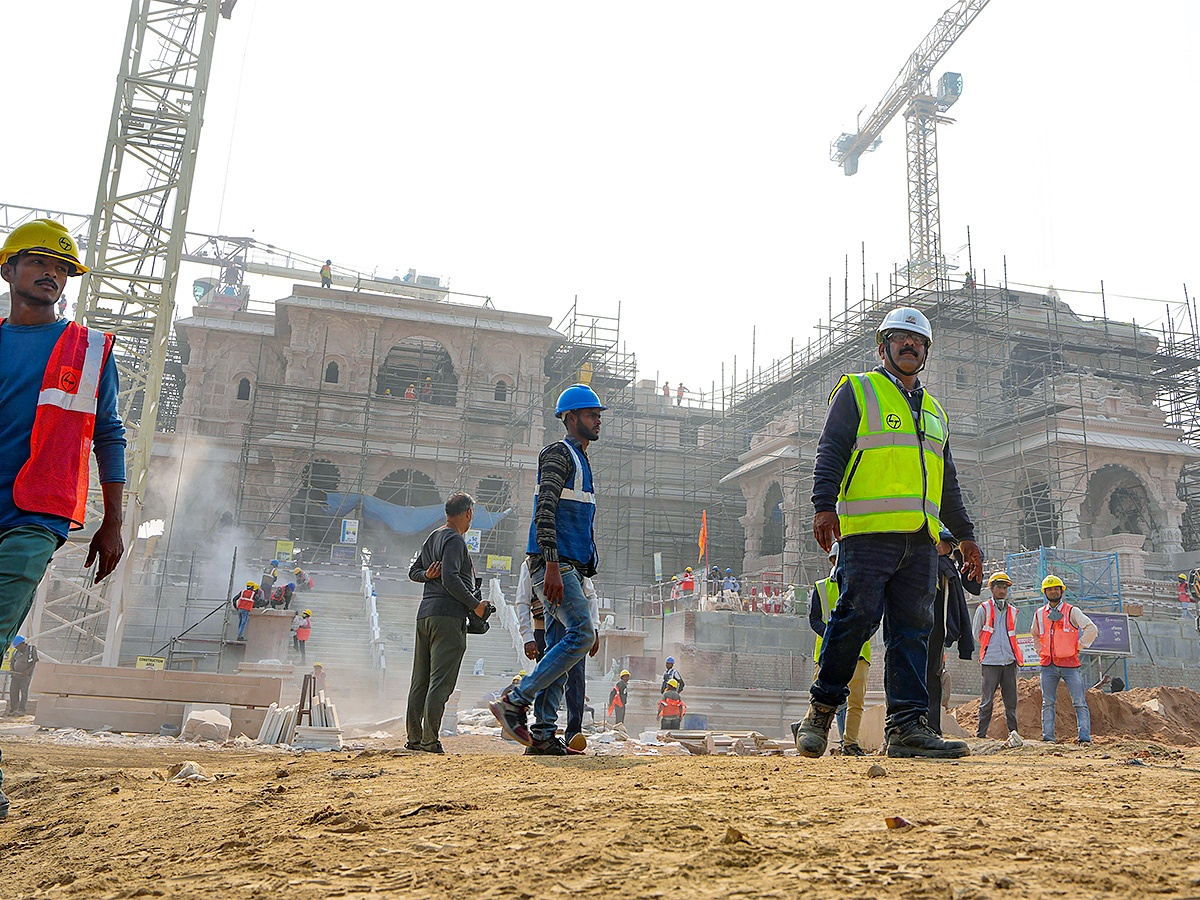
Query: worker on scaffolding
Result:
<box><xmin>796</xmin><ymin>306</ymin><xmax>982</xmax><ymax>761</ymax></box>
<box><xmin>0</xmin><ymin>221</ymin><xmax>126</xmax><ymax>821</ymax></box>
<box><xmin>421</xmin><ymin>377</ymin><xmax>433</xmax><ymax>402</ymax></box>
<box><xmin>405</xmin><ymin>383</ymin><xmax>416</xmax><ymax>401</ymax></box>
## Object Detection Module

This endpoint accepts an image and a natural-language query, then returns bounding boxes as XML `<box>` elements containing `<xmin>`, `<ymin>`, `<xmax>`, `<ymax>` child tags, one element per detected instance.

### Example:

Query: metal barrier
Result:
<box><xmin>362</xmin><ymin>565</ymin><xmax>386</xmax><ymax>693</ymax></box>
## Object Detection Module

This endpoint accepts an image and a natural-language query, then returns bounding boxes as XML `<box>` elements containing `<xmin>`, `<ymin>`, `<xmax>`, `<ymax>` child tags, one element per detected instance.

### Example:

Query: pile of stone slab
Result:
<box><xmin>664</xmin><ymin>730</ymin><xmax>792</xmax><ymax>756</ymax></box>
<box><xmin>257</xmin><ymin>691</ymin><xmax>342</xmax><ymax>750</ymax></box>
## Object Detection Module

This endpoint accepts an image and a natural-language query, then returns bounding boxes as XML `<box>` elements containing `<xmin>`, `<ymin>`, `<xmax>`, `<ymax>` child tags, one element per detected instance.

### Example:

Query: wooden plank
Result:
<box><xmin>31</xmin><ymin>663</ymin><xmax>283</xmax><ymax>707</ymax></box>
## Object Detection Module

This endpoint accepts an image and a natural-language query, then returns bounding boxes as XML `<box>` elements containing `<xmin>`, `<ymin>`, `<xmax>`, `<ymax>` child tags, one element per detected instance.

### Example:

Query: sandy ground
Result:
<box><xmin>2</xmin><ymin>733</ymin><xmax>1200</xmax><ymax>899</ymax></box>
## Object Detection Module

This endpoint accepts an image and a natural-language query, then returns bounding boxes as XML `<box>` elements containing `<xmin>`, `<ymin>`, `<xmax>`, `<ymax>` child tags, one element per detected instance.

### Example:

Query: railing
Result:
<box><xmin>362</xmin><ymin>564</ymin><xmax>386</xmax><ymax>693</ymax></box>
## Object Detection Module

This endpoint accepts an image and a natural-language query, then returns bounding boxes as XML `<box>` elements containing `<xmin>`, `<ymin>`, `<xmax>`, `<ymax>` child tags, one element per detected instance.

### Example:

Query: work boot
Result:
<box><xmin>886</xmin><ymin>718</ymin><xmax>970</xmax><ymax>759</ymax></box>
<box><xmin>525</xmin><ymin>736</ymin><xmax>570</xmax><ymax>756</ymax></box>
<box><xmin>795</xmin><ymin>702</ymin><xmax>838</xmax><ymax>758</ymax></box>
<box><xmin>842</xmin><ymin>742</ymin><xmax>867</xmax><ymax>757</ymax></box>
<box><xmin>489</xmin><ymin>687</ymin><xmax>532</xmax><ymax>746</ymax></box>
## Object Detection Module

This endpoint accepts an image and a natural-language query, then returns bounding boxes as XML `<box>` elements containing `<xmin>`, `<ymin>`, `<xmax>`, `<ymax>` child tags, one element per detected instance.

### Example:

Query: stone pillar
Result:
<box><xmin>242</xmin><ymin>609</ymin><xmax>296</xmax><ymax>665</ymax></box>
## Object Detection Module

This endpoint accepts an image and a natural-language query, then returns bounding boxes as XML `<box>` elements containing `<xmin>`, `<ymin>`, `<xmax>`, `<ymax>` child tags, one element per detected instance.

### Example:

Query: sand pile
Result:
<box><xmin>953</xmin><ymin>677</ymin><xmax>1200</xmax><ymax>745</ymax></box>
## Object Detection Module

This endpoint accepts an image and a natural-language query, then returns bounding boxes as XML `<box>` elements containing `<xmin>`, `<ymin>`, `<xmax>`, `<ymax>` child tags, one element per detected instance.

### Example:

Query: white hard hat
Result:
<box><xmin>877</xmin><ymin>307</ymin><xmax>933</xmax><ymax>345</ymax></box>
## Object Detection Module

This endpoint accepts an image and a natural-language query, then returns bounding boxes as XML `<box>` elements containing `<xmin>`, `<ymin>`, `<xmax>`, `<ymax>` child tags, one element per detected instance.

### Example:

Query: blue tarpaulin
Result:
<box><xmin>323</xmin><ymin>493</ymin><xmax>512</xmax><ymax>536</ymax></box>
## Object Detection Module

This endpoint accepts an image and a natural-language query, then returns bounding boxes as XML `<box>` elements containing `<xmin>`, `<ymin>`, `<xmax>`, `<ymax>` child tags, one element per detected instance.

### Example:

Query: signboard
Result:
<box><xmin>486</xmin><ymin>555</ymin><xmax>512</xmax><ymax>573</ymax></box>
<box><xmin>464</xmin><ymin>529</ymin><xmax>481</xmax><ymax>553</ymax></box>
<box><xmin>136</xmin><ymin>656</ymin><xmax>166</xmax><ymax>670</ymax></box>
<box><xmin>1015</xmin><ymin>634</ymin><xmax>1039</xmax><ymax>667</ymax></box>
<box><xmin>274</xmin><ymin>540</ymin><xmax>294</xmax><ymax>563</ymax></box>
<box><xmin>340</xmin><ymin>519</ymin><xmax>359</xmax><ymax>544</ymax></box>
<box><xmin>653</xmin><ymin>552</ymin><xmax>663</xmax><ymax>581</ymax></box>
<box><xmin>1084</xmin><ymin>612</ymin><xmax>1133</xmax><ymax>656</ymax></box>
<box><xmin>0</xmin><ymin>647</ymin><xmax>11</xmax><ymax>672</ymax></box>
<box><xmin>330</xmin><ymin>543</ymin><xmax>359</xmax><ymax>565</ymax></box>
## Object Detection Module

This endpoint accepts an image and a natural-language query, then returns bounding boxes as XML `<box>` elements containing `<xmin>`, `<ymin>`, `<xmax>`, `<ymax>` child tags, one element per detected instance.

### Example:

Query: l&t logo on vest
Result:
<box><xmin>60</xmin><ymin>371</ymin><xmax>78</xmax><ymax>392</ymax></box>
<box><xmin>884</xmin><ymin>413</ymin><xmax>902</xmax><ymax>429</ymax></box>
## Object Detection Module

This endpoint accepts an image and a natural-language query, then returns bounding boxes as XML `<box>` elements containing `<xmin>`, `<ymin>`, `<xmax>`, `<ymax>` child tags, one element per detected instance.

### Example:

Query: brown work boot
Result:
<box><xmin>794</xmin><ymin>702</ymin><xmax>838</xmax><ymax>758</ymax></box>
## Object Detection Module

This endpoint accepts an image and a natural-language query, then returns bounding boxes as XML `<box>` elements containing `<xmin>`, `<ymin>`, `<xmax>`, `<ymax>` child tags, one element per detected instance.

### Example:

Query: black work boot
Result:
<box><xmin>886</xmin><ymin>718</ymin><xmax>970</xmax><ymax>759</ymax></box>
<box><xmin>795</xmin><ymin>702</ymin><xmax>838</xmax><ymax>758</ymax></box>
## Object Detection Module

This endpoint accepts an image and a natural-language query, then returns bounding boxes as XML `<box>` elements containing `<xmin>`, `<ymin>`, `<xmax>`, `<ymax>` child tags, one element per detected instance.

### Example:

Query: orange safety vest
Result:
<box><xmin>297</xmin><ymin>617</ymin><xmax>312</xmax><ymax>641</ymax></box>
<box><xmin>236</xmin><ymin>589</ymin><xmax>255</xmax><ymax>611</ymax></box>
<box><xmin>1037</xmin><ymin>602</ymin><xmax>1081</xmax><ymax>667</ymax></box>
<box><xmin>979</xmin><ymin>599</ymin><xmax>1023</xmax><ymax>665</ymax></box>
<box><xmin>11</xmin><ymin>321</ymin><xmax>114</xmax><ymax>529</ymax></box>
<box><xmin>657</xmin><ymin>694</ymin><xmax>685</xmax><ymax>718</ymax></box>
<box><xmin>608</xmin><ymin>683</ymin><xmax>626</xmax><ymax>715</ymax></box>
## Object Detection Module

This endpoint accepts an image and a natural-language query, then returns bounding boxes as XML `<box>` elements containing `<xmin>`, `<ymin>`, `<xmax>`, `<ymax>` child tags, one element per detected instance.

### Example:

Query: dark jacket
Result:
<box><xmin>409</xmin><ymin>526</ymin><xmax>479</xmax><ymax>620</ymax></box>
<box><xmin>811</xmin><ymin>367</ymin><xmax>976</xmax><ymax>543</ymax></box>
<box><xmin>939</xmin><ymin>554</ymin><xmax>978</xmax><ymax>660</ymax></box>
<box><xmin>9</xmin><ymin>643</ymin><xmax>37</xmax><ymax>676</ymax></box>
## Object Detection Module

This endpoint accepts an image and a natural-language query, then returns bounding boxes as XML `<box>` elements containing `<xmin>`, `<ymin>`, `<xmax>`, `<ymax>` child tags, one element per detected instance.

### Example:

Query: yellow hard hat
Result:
<box><xmin>0</xmin><ymin>219</ymin><xmax>88</xmax><ymax>275</ymax></box>
<box><xmin>988</xmin><ymin>572</ymin><xmax>1013</xmax><ymax>586</ymax></box>
<box><xmin>685</xmin><ymin>567</ymin><xmax>693</xmax><ymax>573</ymax></box>
<box><xmin>620</xmin><ymin>669</ymin><xmax>630</xmax><ymax>677</ymax></box>
<box><xmin>303</xmin><ymin>609</ymin><xmax>312</xmax><ymax>616</ymax></box>
<box><xmin>667</xmin><ymin>678</ymin><xmax>679</xmax><ymax>687</ymax></box>
<box><xmin>246</xmin><ymin>581</ymin><xmax>255</xmax><ymax>588</ymax></box>
<box><xmin>294</xmin><ymin>567</ymin><xmax>302</xmax><ymax>574</ymax></box>
<box><xmin>1041</xmin><ymin>575</ymin><xmax>1065</xmax><ymax>593</ymax></box>
<box><xmin>518</xmin><ymin>670</ymin><xmax>527</xmax><ymax>677</ymax></box>
<box><xmin>313</xmin><ymin>662</ymin><xmax>323</xmax><ymax>668</ymax></box>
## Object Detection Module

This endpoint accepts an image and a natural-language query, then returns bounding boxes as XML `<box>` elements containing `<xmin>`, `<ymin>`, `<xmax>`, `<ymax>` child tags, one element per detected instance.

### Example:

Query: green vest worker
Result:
<box><xmin>795</xmin><ymin>307</ymin><xmax>983</xmax><ymax>760</ymax></box>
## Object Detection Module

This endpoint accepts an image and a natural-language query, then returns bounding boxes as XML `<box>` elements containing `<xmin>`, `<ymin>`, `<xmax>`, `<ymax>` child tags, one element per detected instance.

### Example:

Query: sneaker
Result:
<box><xmin>886</xmin><ymin>718</ymin><xmax>970</xmax><ymax>759</ymax></box>
<box><xmin>842</xmin><ymin>742</ymin><xmax>867</xmax><ymax>757</ymax></box>
<box><xmin>1076</xmin><ymin>739</ymin><xmax>1091</xmax><ymax>746</ymax></box>
<box><xmin>525</xmin><ymin>737</ymin><xmax>570</xmax><ymax>756</ymax></box>
<box><xmin>795</xmin><ymin>702</ymin><xmax>838</xmax><ymax>758</ymax></box>
<box><xmin>489</xmin><ymin>687</ymin><xmax>532</xmax><ymax>746</ymax></box>
<box><xmin>424</xmin><ymin>742</ymin><xmax>445</xmax><ymax>754</ymax></box>
<box><xmin>403</xmin><ymin>741</ymin><xmax>421</xmax><ymax>751</ymax></box>
<box><xmin>566</xmin><ymin>733</ymin><xmax>587</xmax><ymax>753</ymax></box>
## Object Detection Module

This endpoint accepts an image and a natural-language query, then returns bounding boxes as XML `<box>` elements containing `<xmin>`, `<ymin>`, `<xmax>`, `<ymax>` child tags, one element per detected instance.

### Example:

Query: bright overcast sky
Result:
<box><xmin>5</xmin><ymin>2</ymin><xmax>1198</xmax><ymax>395</ymax></box>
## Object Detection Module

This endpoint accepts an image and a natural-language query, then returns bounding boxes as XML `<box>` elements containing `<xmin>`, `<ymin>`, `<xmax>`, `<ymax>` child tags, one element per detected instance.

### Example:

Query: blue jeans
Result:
<box><xmin>543</xmin><ymin>616</ymin><xmax>586</xmax><ymax>738</ymax></box>
<box><xmin>237</xmin><ymin>609</ymin><xmax>249</xmax><ymax>639</ymax></box>
<box><xmin>811</xmin><ymin>531</ymin><xmax>936</xmax><ymax>730</ymax></box>
<box><xmin>510</xmin><ymin>562</ymin><xmax>594</xmax><ymax>742</ymax></box>
<box><xmin>1040</xmin><ymin>664</ymin><xmax>1091</xmax><ymax>741</ymax></box>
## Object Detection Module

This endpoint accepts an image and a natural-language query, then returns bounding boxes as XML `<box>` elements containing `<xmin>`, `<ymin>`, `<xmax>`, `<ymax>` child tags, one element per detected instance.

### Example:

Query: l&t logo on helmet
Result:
<box><xmin>59</xmin><ymin>237</ymin><xmax>73</xmax><ymax>252</ymax></box>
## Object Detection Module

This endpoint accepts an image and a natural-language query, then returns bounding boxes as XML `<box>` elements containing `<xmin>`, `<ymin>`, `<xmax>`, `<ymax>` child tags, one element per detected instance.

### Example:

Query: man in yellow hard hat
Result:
<box><xmin>1030</xmin><ymin>575</ymin><xmax>1098</xmax><ymax>744</ymax></box>
<box><xmin>797</xmin><ymin>307</ymin><xmax>981</xmax><ymax>761</ymax></box>
<box><xmin>608</xmin><ymin>669</ymin><xmax>631</xmax><ymax>726</ymax></box>
<box><xmin>0</xmin><ymin>219</ymin><xmax>125</xmax><ymax>820</ymax></box>
<box><xmin>971</xmin><ymin>571</ymin><xmax>1023</xmax><ymax>740</ymax></box>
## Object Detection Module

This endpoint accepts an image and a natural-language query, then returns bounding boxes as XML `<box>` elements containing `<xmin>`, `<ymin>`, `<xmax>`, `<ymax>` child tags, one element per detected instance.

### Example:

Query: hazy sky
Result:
<box><xmin>6</xmin><ymin>2</ymin><xmax>1197</xmax><ymax>395</ymax></box>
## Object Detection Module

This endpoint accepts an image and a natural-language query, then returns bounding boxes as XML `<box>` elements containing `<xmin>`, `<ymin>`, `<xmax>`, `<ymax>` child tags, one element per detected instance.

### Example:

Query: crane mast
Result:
<box><xmin>830</xmin><ymin>0</ymin><xmax>989</xmax><ymax>286</ymax></box>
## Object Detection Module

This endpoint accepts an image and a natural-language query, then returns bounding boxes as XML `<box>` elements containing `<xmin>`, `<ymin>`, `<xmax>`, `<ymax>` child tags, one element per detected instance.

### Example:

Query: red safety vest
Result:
<box><xmin>1037</xmin><ymin>602</ymin><xmax>1081</xmax><ymax>667</ymax></box>
<box><xmin>680</xmin><ymin>575</ymin><xmax>694</xmax><ymax>590</ymax></box>
<box><xmin>297</xmin><ymin>617</ymin><xmax>312</xmax><ymax>641</ymax></box>
<box><xmin>236</xmin><ymin>589</ymin><xmax>255</xmax><ymax>611</ymax></box>
<box><xmin>978</xmin><ymin>599</ymin><xmax>1023</xmax><ymax>665</ymax></box>
<box><xmin>10</xmin><ymin>321</ymin><xmax>114</xmax><ymax>529</ymax></box>
<box><xmin>657</xmin><ymin>694</ymin><xmax>685</xmax><ymax>718</ymax></box>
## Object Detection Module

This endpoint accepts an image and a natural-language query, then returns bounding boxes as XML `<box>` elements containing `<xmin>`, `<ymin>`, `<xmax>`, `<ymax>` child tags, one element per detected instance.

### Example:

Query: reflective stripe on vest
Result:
<box><xmin>1037</xmin><ymin>602</ymin><xmax>1080</xmax><ymax>667</ymax></box>
<box><xmin>526</xmin><ymin>438</ymin><xmax>598</xmax><ymax>566</ymax></box>
<box><xmin>11</xmin><ymin>321</ymin><xmax>114</xmax><ymax>529</ymax></box>
<box><xmin>658</xmin><ymin>696</ymin><xmax>684</xmax><ymax>717</ymax></box>
<box><xmin>833</xmin><ymin>371</ymin><xmax>948</xmax><ymax>542</ymax></box>
<box><xmin>236</xmin><ymin>589</ymin><xmax>255</xmax><ymax>611</ymax></box>
<box><xmin>813</xmin><ymin>576</ymin><xmax>870</xmax><ymax>664</ymax></box>
<box><xmin>979</xmin><ymin>598</ymin><xmax>1023</xmax><ymax>665</ymax></box>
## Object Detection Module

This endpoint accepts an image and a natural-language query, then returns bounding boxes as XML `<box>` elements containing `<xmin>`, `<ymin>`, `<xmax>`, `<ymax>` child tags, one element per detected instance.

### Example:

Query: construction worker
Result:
<box><xmin>404</xmin><ymin>383</ymin><xmax>416</xmax><ymax>400</ymax></box>
<box><xmin>491</xmin><ymin>384</ymin><xmax>604</xmax><ymax>754</ymax></box>
<box><xmin>608</xmin><ymin>670</ymin><xmax>631</xmax><ymax>725</ymax></box>
<box><xmin>795</xmin><ymin>542</ymin><xmax>870</xmax><ymax>756</ymax></box>
<box><xmin>676</xmin><ymin>383</ymin><xmax>687</xmax><ymax>406</ymax></box>
<box><xmin>293</xmin><ymin>566</ymin><xmax>313</xmax><ymax>592</ymax></box>
<box><xmin>679</xmin><ymin>567</ymin><xmax>695</xmax><ymax>593</ymax></box>
<box><xmin>797</xmin><ymin>307</ymin><xmax>981</xmax><ymax>760</ymax></box>
<box><xmin>421</xmin><ymin>377</ymin><xmax>433</xmax><ymax>402</ymax></box>
<box><xmin>294</xmin><ymin>610</ymin><xmax>313</xmax><ymax>660</ymax></box>
<box><xmin>972</xmin><ymin>572</ymin><xmax>1022</xmax><ymax>740</ymax></box>
<box><xmin>261</xmin><ymin>559</ymin><xmax>279</xmax><ymax>597</ymax></box>
<box><xmin>1030</xmin><ymin>575</ymin><xmax>1098</xmax><ymax>744</ymax></box>
<box><xmin>662</xmin><ymin>381</ymin><xmax>670</xmax><ymax>398</ymax></box>
<box><xmin>657</xmin><ymin>679</ymin><xmax>685</xmax><ymax>730</ymax></box>
<box><xmin>312</xmin><ymin>662</ymin><xmax>326</xmax><ymax>694</ymax></box>
<box><xmin>660</xmin><ymin>656</ymin><xmax>684</xmax><ymax>694</ymax></box>
<box><xmin>0</xmin><ymin>221</ymin><xmax>126</xmax><ymax>819</ymax></box>
<box><xmin>233</xmin><ymin>581</ymin><xmax>256</xmax><ymax>640</ymax></box>
<box><xmin>320</xmin><ymin>259</ymin><xmax>332</xmax><ymax>288</ymax></box>
<box><xmin>721</xmin><ymin>569</ymin><xmax>739</xmax><ymax>600</ymax></box>
<box><xmin>4</xmin><ymin>636</ymin><xmax>38</xmax><ymax>717</ymax></box>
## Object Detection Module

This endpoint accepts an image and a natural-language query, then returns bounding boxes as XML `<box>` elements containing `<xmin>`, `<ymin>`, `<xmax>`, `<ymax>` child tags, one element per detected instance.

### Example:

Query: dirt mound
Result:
<box><xmin>953</xmin><ymin>677</ymin><xmax>1200</xmax><ymax>745</ymax></box>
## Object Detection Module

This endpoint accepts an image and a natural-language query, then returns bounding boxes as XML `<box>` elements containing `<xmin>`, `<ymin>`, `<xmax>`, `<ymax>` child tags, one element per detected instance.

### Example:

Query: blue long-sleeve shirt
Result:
<box><xmin>811</xmin><ymin>366</ymin><xmax>975</xmax><ymax>543</ymax></box>
<box><xmin>0</xmin><ymin>320</ymin><xmax>126</xmax><ymax>539</ymax></box>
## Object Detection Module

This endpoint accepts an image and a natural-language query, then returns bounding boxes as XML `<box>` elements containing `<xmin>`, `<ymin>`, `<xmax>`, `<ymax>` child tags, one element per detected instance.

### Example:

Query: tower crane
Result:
<box><xmin>830</xmin><ymin>0</ymin><xmax>989</xmax><ymax>287</ymax></box>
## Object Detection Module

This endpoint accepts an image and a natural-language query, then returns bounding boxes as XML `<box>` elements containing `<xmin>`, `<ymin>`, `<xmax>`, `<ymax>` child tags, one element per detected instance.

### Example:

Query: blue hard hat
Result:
<box><xmin>287</xmin><ymin>583</ymin><xmax>296</xmax><ymax>590</ymax></box>
<box><xmin>666</xmin><ymin>656</ymin><xmax>674</xmax><ymax>664</ymax></box>
<box><xmin>12</xmin><ymin>635</ymin><xmax>24</xmax><ymax>646</ymax></box>
<box><xmin>555</xmin><ymin>383</ymin><xmax>606</xmax><ymax>419</ymax></box>
<box><xmin>726</xmin><ymin>568</ymin><xmax>733</xmax><ymax>573</ymax></box>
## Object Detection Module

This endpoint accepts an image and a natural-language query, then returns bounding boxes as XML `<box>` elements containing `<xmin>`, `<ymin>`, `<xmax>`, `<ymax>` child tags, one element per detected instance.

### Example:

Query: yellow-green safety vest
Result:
<box><xmin>832</xmin><ymin>371</ymin><xmax>948</xmax><ymax>543</ymax></box>
<box><xmin>814</xmin><ymin>577</ymin><xmax>870</xmax><ymax>663</ymax></box>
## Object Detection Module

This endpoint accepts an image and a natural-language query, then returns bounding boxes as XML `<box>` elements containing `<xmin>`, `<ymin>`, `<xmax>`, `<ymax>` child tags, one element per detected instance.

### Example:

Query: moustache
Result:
<box><xmin>899</xmin><ymin>347</ymin><xmax>918</xmax><ymax>357</ymax></box>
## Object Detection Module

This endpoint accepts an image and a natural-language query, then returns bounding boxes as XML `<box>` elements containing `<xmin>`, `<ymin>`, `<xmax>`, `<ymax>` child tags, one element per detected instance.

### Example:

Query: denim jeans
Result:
<box><xmin>544</xmin><ymin>616</ymin><xmax>586</xmax><ymax>738</ymax></box>
<box><xmin>237</xmin><ymin>609</ymin><xmax>250</xmax><ymax>639</ymax></box>
<box><xmin>510</xmin><ymin>562</ymin><xmax>594</xmax><ymax>742</ymax></box>
<box><xmin>1040</xmin><ymin>664</ymin><xmax>1091</xmax><ymax>741</ymax></box>
<box><xmin>810</xmin><ymin>531</ymin><xmax>937</xmax><ymax>730</ymax></box>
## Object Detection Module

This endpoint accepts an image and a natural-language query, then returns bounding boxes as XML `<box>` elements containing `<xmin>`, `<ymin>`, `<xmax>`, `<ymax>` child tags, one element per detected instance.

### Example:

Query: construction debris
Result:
<box><xmin>182</xmin><ymin>708</ymin><xmax>232</xmax><ymax>742</ymax></box>
<box><xmin>666</xmin><ymin>730</ymin><xmax>793</xmax><ymax>756</ymax></box>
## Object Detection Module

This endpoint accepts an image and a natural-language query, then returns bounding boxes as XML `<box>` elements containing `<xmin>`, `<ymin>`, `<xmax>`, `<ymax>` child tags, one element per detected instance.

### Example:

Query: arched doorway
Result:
<box><xmin>375</xmin><ymin>468</ymin><xmax>440</xmax><ymax>507</ymax></box>
<box><xmin>1082</xmin><ymin>465</ymin><xmax>1158</xmax><ymax>541</ymax></box>
<box><xmin>289</xmin><ymin>460</ymin><xmax>341</xmax><ymax>545</ymax></box>
<box><xmin>376</xmin><ymin>340</ymin><xmax>457</xmax><ymax>405</ymax></box>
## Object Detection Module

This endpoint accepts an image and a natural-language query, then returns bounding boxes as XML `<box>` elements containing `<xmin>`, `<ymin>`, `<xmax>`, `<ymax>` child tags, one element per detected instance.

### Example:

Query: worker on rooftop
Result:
<box><xmin>320</xmin><ymin>259</ymin><xmax>332</xmax><ymax>289</ymax></box>
<box><xmin>0</xmin><ymin>220</ymin><xmax>126</xmax><ymax>820</ymax></box>
<box><xmin>796</xmin><ymin>306</ymin><xmax>981</xmax><ymax>760</ymax></box>
<box><xmin>1030</xmin><ymin>576</ymin><xmax>1098</xmax><ymax>745</ymax></box>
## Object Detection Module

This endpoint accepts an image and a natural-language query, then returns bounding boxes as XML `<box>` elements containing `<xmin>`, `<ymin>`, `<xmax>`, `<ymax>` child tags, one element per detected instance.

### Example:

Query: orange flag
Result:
<box><xmin>697</xmin><ymin>510</ymin><xmax>708</xmax><ymax>565</ymax></box>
